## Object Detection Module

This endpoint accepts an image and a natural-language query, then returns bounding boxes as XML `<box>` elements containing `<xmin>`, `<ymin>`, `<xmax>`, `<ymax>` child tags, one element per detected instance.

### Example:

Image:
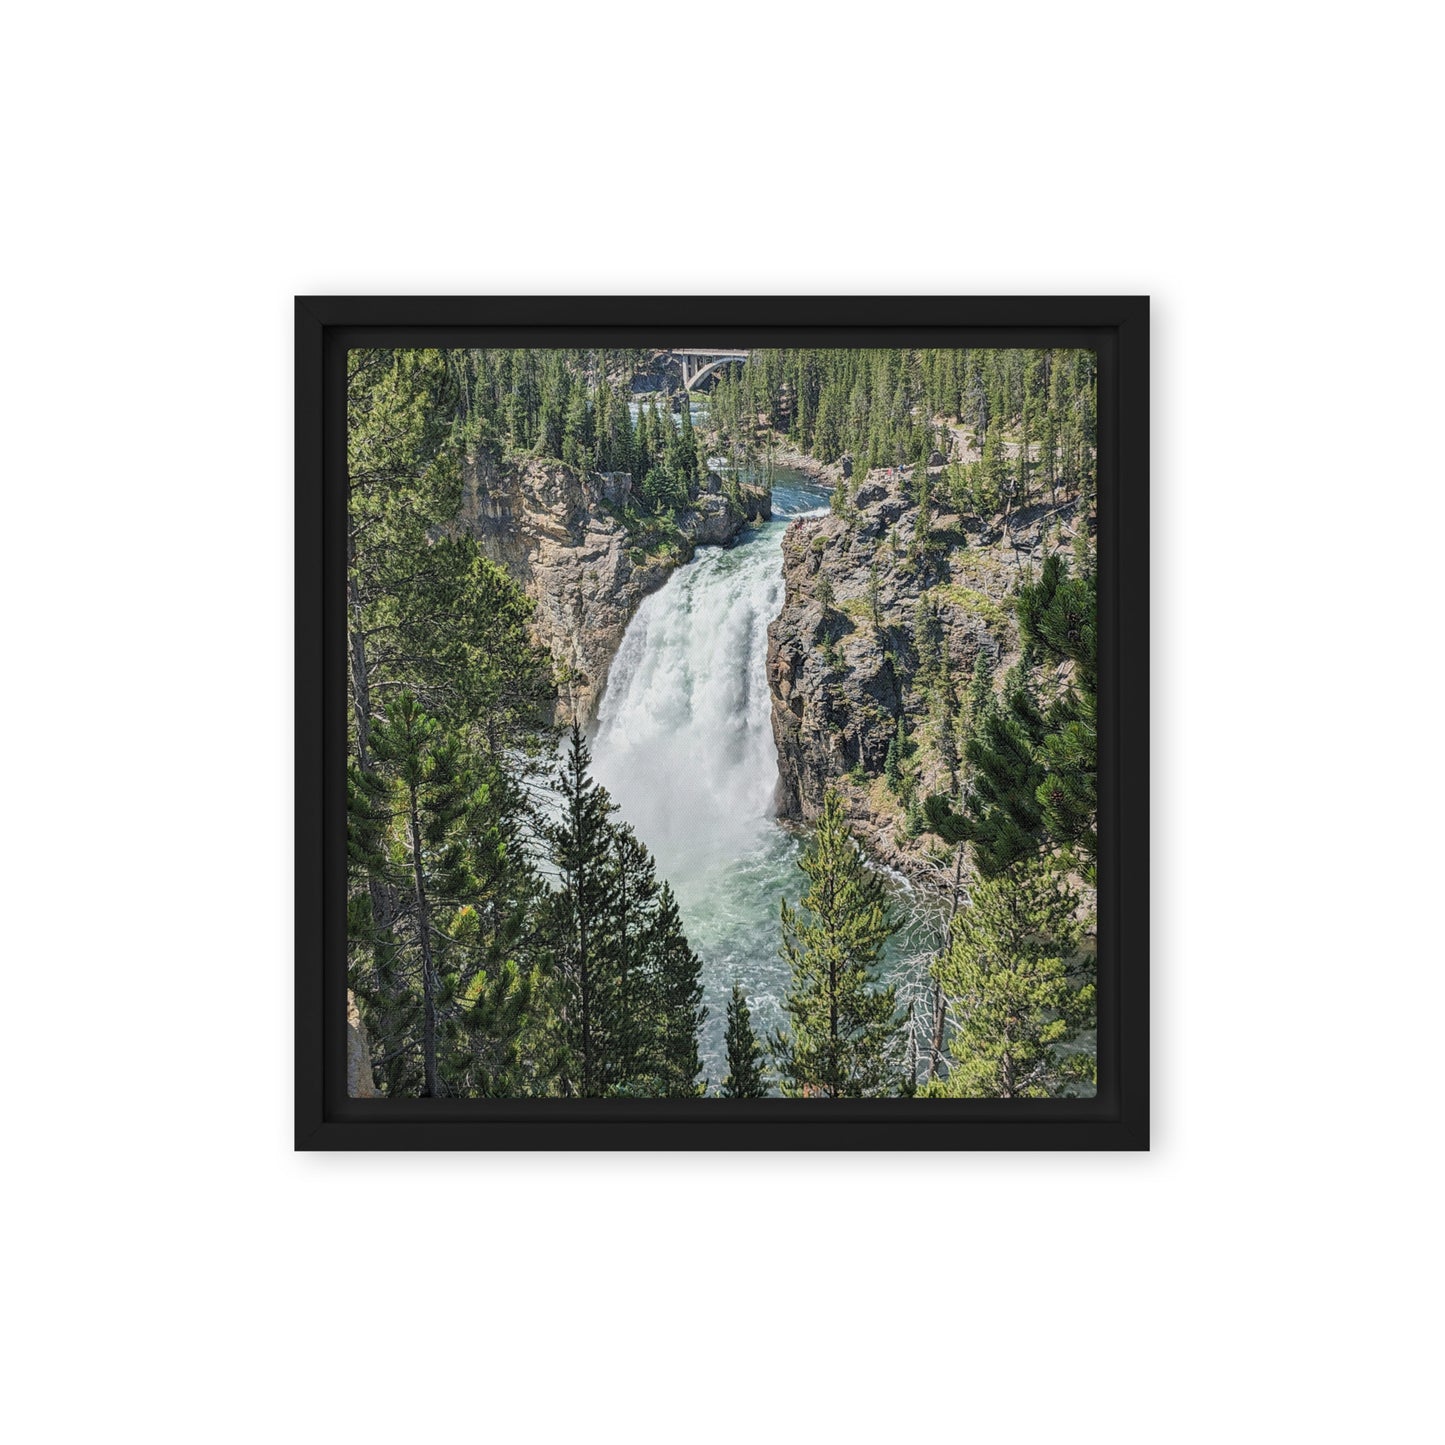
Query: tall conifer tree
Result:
<box><xmin>545</xmin><ymin>723</ymin><xmax>622</xmax><ymax>1096</ymax></box>
<box><xmin>1017</xmin><ymin>551</ymin><xmax>1098</xmax><ymax>877</ymax></box>
<box><xmin>368</xmin><ymin>691</ymin><xmax>480</xmax><ymax>1097</ymax></box>
<box><xmin>648</xmin><ymin>883</ymin><xmax>706</xmax><ymax>1096</ymax></box>
<box><xmin>722</xmin><ymin>984</ymin><xmax>768</xmax><ymax>1098</ymax></box>
<box><xmin>544</xmin><ymin>725</ymin><xmax>706</xmax><ymax>1097</ymax></box>
<box><xmin>773</xmin><ymin>791</ymin><xmax>902</xmax><ymax>1097</ymax></box>
<box><xmin>923</xmin><ymin>860</ymin><xmax>1094</xmax><ymax>1098</ymax></box>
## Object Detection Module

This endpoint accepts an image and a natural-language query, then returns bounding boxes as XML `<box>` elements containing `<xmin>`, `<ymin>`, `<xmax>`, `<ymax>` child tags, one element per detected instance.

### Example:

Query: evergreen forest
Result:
<box><xmin>345</xmin><ymin>345</ymin><xmax>1097</xmax><ymax>1098</ymax></box>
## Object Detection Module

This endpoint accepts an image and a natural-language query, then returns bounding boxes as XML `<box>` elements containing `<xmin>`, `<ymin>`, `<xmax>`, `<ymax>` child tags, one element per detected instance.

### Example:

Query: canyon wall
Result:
<box><xmin>454</xmin><ymin>449</ymin><xmax>767</xmax><ymax>725</ymax></box>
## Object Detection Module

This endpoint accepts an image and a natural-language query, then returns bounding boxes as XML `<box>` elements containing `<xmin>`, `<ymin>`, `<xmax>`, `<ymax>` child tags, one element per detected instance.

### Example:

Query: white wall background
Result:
<box><xmin>4</xmin><ymin>3</ymin><xmax>1438</xmax><ymax>1440</ymax></box>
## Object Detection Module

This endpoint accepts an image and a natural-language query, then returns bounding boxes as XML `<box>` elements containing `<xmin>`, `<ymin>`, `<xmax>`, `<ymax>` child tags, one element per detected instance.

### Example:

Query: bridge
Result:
<box><xmin>670</xmin><ymin>348</ymin><xmax>749</xmax><ymax>390</ymax></box>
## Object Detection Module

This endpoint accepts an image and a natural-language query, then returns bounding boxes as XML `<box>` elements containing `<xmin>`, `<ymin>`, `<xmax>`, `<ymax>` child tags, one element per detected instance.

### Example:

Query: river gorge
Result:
<box><xmin>587</xmin><ymin>470</ymin><xmax>938</xmax><ymax>1084</ymax></box>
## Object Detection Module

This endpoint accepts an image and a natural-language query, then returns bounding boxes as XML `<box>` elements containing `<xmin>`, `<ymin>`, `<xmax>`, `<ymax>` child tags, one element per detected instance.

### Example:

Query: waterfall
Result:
<box><xmin>587</xmin><ymin>474</ymin><xmax>831</xmax><ymax>1083</ymax></box>
<box><xmin>590</xmin><ymin>533</ymin><xmax>786</xmax><ymax>872</ymax></box>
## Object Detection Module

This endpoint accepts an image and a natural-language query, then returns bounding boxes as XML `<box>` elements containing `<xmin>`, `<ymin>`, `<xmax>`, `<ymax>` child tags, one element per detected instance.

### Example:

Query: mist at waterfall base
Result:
<box><xmin>588</xmin><ymin>470</ymin><xmax>937</xmax><ymax>1090</ymax></box>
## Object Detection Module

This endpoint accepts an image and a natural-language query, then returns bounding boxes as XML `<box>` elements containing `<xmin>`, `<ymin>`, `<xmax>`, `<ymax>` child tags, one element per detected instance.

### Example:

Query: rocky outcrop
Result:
<box><xmin>766</xmin><ymin>467</ymin><xmax>1079</xmax><ymax>885</ymax></box>
<box><xmin>347</xmin><ymin>990</ymin><xmax>380</xmax><ymax>1098</ymax></box>
<box><xmin>455</xmin><ymin>449</ymin><xmax>768</xmax><ymax>725</ymax></box>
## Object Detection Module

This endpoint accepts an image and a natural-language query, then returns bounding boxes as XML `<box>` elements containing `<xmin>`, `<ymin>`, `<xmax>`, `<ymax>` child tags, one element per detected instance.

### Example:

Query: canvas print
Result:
<box><xmin>345</xmin><ymin>346</ymin><xmax>1097</xmax><ymax>1099</ymax></box>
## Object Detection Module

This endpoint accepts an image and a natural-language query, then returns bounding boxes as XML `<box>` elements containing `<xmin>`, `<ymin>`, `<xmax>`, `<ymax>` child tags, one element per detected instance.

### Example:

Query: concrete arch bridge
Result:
<box><xmin>669</xmin><ymin>348</ymin><xmax>749</xmax><ymax>390</ymax></box>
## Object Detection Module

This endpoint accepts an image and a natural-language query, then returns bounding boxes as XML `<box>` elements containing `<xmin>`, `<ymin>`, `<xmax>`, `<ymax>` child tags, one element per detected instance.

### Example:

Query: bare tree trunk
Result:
<box><xmin>929</xmin><ymin>979</ymin><xmax>945</xmax><ymax>1083</ymax></box>
<box><xmin>406</xmin><ymin>783</ymin><xmax>438</xmax><ymax>1098</ymax></box>
<box><xmin>346</xmin><ymin>527</ymin><xmax>373</xmax><ymax>767</ymax></box>
<box><xmin>614</xmin><ymin>839</ymin><xmax>630</xmax><ymax>1089</ymax></box>
<box><xmin>928</xmin><ymin>848</ymin><xmax>967</xmax><ymax>1082</ymax></box>
<box><xmin>578</xmin><ymin>848</ymin><xmax>592</xmax><ymax>1099</ymax></box>
<box><xmin>347</xmin><ymin>524</ymin><xmax>396</xmax><ymax>984</ymax></box>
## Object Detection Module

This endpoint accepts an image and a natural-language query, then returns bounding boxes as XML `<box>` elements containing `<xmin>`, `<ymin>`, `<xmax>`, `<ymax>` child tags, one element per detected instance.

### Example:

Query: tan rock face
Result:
<box><xmin>347</xmin><ymin>990</ymin><xmax>380</xmax><ymax>1099</ymax></box>
<box><xmin>454</xmin><ymin>449</ymin><xmax>767</xmax><ymax>726</ymax></box>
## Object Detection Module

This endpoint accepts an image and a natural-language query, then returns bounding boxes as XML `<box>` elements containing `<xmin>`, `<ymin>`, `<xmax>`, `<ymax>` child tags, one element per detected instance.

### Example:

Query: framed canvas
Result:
<box><xmin>296</xmin><ymin>296</ymin><xmax>1148</xmax><ymax>1149</ymax></box>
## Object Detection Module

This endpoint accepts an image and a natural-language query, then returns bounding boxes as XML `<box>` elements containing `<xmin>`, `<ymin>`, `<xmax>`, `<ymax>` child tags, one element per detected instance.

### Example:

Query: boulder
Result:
<box><xmin>688</xmin><ymin>494</ymin><xmax>742</xmax><ymax>547</ymax></box>
<box><xmin>594</xmin><ymin>471</ymin><xmax>632</xmax><ymax>507</ymax></box>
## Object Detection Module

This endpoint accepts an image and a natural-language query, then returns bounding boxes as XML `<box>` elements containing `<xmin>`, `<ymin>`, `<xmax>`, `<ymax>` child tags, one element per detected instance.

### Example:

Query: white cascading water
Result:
<box><xmin>591</xmin><ymin>537</ymin><xmax>784</xmax><ymax>870</ymax></box>
<box><xmin>588</xmin><ymin>473</ymin><xmax>830</xmax><ymax>1082</ymax></box>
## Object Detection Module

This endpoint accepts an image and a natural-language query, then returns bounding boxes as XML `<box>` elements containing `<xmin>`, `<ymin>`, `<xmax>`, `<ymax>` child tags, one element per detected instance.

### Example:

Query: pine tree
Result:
<box><xmin>648</xmin><ymin>882</ymin><xmax>706</xmax><ymax>1096</ymax></box>
<box><xmin>966</xmin><ymin>649</ymin><xmax>995</xmax><ymax>728</ymax></box>
<box><xmin>924</xmin><ymin>680</ymin><xmax>1048</xmax><ymax>877</ymax></box>
<box><xmin>980</xmin><ymin>415</ymin><xmax>1007</xmax><ymax>514</ymax></box>
<box><xmin>1038</xmin><ymin>401</ymin><xmax>1058</xmax><ymax>503</ymax></box>
<box><xmin>815</xmin><ymin>570</ymin><xmax>835</xmax><ymax>614</ymax></box>
<box><xmin>1016</xmin><ymin>407</ymin><xmax>1031</xmax><ymax>506</ymax></box>
<box><xmin>349</xmin><ymin>731</ymin><xmax>554</xmax><ymax>1100</ymax></box>
<box><xmin>678</xmin><ymin>389</ymin><xmax>700</xmax><ymax>481</ymax></box>
<box><xmin>440</xmin><ymin>910</ymin><xmax>548</xmax><ymax>1099</ymax></box>
<box><xmin>664</xmin><ymin>394</ymin><xmax>692</xmax><ymax>481</ymax></box>
<box><xmin>772</xmin><ymin>791</ymin><xmax>902</xmax><ymax>1097</ymax></box>
<box><xmin>933</xmin><ymin>665</ymin><xmax>960</xmax><ymax>791</ymax></box>
<box><xmin>1017</xmin><ymin>552</ymin><xmax>1098</xmax><ymax>878</ymax></box>
<box><xmin>884</xmin><ymin>713</ymin><xmax>907</xmax><ymax>794</ymax></box>
<box><xmin>536</xmin><ymin>363</ymin><xmax>565</xmax><ymax>459</ymax></box>
<box><xmin>345</xmin><ymin>348</ymin><xmax>462</xmax><ymax>765</ymax></box>
<box><xmin>632</xmin><ymin>397</ymin><xmax>653</xmax><ymax>482</ymax></box>
<box><xmin>345</xmin><ymin>350</ymin><xmax>559</xmax><ymax>1097</ymax></box>
<box><xmin>368</xmin><ymin>691</ymin><xmax>481</xmax><ymax>1097</ymax></box>
<box><xmin>561</xmin><ymin>385</ymin><xmax>589</xmax><ymax>470</ymax></box>
<box><xmin>345</xmin><ymin>757</ymin><xmax>406</xmax><ymax>1091</ymax></box>
<box><xmin>545</xmin><ymin>723</ymin><xmax>622</xmax><ymax>1096</ymax></box>
<box><xmin>600</xmin><ymin>375</ymin><xmax>635</xmax><ymax>476</ymax></box>
<box><xmin>544</xmin><ymin>724</ymin><xmax>706</xmax><ymax>1097</ymax></box>
<box><xmin>721</xmin><ymin>984</ymin><xmax>768</xmax><ymax>1097</ymax></box>
<box><xmin>912</xmin><ymin>594</ymin><xmax>942</xmax><ymax>683</ymax></box>
<box><xmin>922</xmin><ymin>860</ymin><xmax>1094</xmax><ymax>1098</ymax></box>
<box><xmin>598</xmin><ymin>823</ymin><xmax>658</xmax><ymax>1090</ymax></box>
<box><xmin>913</xmin><ymin>460</ymin><xmax>933</xmax><ymax>546</ymax></box>
<box><xmin>921</xmin><ymin>548</ymin><xmax>1099</xmax><ymax>880</ymax></box>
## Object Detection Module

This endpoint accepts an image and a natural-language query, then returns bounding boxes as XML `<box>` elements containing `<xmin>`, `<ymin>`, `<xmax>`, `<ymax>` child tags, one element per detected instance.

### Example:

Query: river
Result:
<box><xmin>589</xmin><ymin>470</ymin><xmax>939</xmax><ymax>1089</ymax></box>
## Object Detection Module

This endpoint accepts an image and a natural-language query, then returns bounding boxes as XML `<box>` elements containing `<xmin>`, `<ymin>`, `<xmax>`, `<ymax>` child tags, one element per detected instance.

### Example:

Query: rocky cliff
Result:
<box><xmin>455</xmin><ymin>449</ymin><xmax>768</xmax><ymax>725</ymax></box>
<box><xmin>766</xmin><ymin>466</ymin><xmax>1082</xmax><ymax>885</ymax></box>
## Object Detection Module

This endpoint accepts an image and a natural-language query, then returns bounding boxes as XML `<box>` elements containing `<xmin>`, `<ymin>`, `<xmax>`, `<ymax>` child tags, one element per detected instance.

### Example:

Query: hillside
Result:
<box><xmin>767</xmin><ymin>457</ymin><xmax>1089</xmax><ymax>890</ymax></box>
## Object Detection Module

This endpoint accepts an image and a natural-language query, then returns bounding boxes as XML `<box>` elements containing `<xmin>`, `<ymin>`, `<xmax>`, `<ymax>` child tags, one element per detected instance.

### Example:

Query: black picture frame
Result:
<box><xmin>296</xmin><ymin>296</ymin><xmax>1149</xmax><ymax>1150</ymax></box>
